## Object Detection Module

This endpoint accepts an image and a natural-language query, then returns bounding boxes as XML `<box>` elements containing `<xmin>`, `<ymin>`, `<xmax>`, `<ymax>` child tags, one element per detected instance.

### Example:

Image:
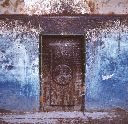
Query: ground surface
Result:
<box><xmin>0</xmin><ymin>110</ymin><xmax>128</xmax><ymax>124</ymax></box>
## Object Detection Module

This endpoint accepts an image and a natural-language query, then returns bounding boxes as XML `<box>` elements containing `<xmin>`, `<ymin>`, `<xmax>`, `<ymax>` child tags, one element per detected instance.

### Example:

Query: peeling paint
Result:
<box><xmin>0</xmin><ymin>0</ymin><xmax>24</xmax><ymax>14</ymax></box>
<box><xmin>0</xmin><ymin>0</ymin><xmax>128</xmax><ymax>14</ymax></box>
<box><xmin>0</xmin><ymin>15</ymin><xmax>128</xmax><ymax>111</ymax></box>
<box><xmin>0</xmin><ymin>19</ymin><xmax>40</xmax><ymax>111</ymax></box>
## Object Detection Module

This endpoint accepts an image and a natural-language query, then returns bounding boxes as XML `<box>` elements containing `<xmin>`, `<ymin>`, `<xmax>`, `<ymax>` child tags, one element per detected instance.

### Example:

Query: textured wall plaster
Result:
<box><xmin>0</xmin><ymin>0</ymin><xmax>128</xmax><ymax>14</ymax></box>
<box><xmin>0</xmin><ymin>0</ymin><xmax>24</xmax><ymax>14</ymax></box>
<box><xmin>0</xmin><ymin>18</ymin><xmax>40</xmax><ymax>111</ymax></box>
<box><xmin>86</xmin><ymin>28</ymin><xmax>128</xmax><ymax>109</ymax></box>
<box><xmin>0</xmin><ymin>15</ymin><xmax>128</xmax><ymax>111</ymax></box>
<box><xmin>94</xmin><ymin>0</ymin><xmax>128</xmax><ymax>14</ymax></box>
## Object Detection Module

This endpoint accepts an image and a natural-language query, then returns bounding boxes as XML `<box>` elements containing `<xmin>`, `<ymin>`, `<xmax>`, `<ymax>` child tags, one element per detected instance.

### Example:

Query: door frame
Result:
<box><xmin>39</xmin><ymin>33</ymin><xmax>86</xmax><ymax>111</ymax></box>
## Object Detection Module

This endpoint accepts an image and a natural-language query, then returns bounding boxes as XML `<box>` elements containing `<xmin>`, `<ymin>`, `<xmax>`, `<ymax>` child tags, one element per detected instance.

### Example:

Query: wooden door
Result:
<box><xmin>39</xmin><ymin>34</ymin><xmax>85</xmax><ymax>111</ymax></box>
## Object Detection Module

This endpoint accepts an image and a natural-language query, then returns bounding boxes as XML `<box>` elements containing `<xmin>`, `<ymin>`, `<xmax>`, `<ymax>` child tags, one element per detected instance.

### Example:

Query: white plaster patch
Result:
<box><xmin>102</xmin><ymin>74</ymin><xmax>114</xmax><ymax>80</ymax></box>
<box><xmin>24</xmin><ymin>0</ymin><xmax>90</xmax><ymax>15</ymax></box>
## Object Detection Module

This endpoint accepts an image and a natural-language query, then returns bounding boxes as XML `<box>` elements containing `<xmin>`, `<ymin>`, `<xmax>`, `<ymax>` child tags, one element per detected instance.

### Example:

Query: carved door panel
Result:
<box><xmin>40</xmin><ymin>35</ymin><xmax>85</xmax><ymax>111</ymax></box>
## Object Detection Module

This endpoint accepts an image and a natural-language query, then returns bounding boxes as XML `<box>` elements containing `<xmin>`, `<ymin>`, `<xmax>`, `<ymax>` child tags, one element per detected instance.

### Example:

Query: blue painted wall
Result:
<box><xmin>0</xmin><ymin>16</ymin><xmax>128</xmax><ymax>111</ymax></box>
<box><xmin>0</xmin><ymin>27</ymin><xmax>40</xmax><ymax>111</ymax></box>
<box><xmin>86</xmin><ymin>31</ymin><xmax>128</xmax><ymax>110</ymax></box>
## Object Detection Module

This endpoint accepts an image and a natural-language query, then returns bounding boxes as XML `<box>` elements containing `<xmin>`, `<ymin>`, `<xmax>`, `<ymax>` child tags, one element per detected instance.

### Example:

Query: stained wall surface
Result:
<box><xmin>0</xmin><ymin>0</ymin><xmax>128</xmax><ymax>14</ymax></box>
<box><xmin>0</xmin><ymin>15</ymin><xmax>128</xmax><ymax>111</ymax></box>
<box><xmin>0</xmin><ymin>0</ymin><xmax>128</xmax><ymax>112</ymax></box>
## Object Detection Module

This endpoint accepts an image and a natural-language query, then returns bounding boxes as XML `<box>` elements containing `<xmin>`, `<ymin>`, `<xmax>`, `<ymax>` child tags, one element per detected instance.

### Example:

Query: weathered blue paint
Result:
<box><xmin>86</xmin><ymin>32</ymin><xmax>128</xmax><ymax>110</ymax></box>
<box><xmin>0</xmin><ymin>15</ymin><xmax>128</xmax><ymax>111</ymax></box>
<box><xmin>0</xmin><ymin>31</ymin><xmax>40</xmax><ymax>111</ymax></box>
